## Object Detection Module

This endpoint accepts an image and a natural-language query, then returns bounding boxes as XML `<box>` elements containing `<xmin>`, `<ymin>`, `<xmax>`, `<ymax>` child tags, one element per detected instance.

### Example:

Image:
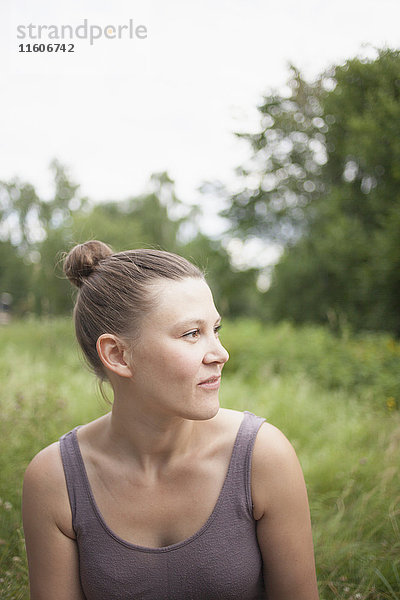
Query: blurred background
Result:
<box><xmin>1</xmin><ymin>1</ymin><xmax>400</xmax><ymax>598</ymax></box>
<box><xmin>1</xmin><ymin>0</ymin><xmax>400</xmax><ymax>333</ymax></box>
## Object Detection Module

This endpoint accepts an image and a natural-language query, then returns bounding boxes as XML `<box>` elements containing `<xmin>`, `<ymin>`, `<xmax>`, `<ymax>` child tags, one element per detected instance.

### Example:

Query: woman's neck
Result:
<box><xmin>93</xmin><ymin>375</ymin><xmax>219</xmax><ymax>476</ymax></box>
<box><xmin>109</xmin><ymin>404</ymin><xmax>198</xmax><ymax>469</ymax></box>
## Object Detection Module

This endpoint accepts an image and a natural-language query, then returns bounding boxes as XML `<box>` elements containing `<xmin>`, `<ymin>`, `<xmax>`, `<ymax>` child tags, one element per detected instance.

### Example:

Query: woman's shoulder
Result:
<box><xmin>23</xmin><ymin>438</ymin><xmax>75</xmax><ymax>537</ymax></box>
<box><xmin>24</xmin><ymin>441</ymin><xmax>65</xmax><ymax>492</ymax></box>
<box><xmin>211</xmin><ymin>407</ymin><xmax>293</xmax><ymax>449</ymax></box>
<box><xmin>23</xmin><ymin>414</ymin><xmax>107</xmax><ymax>496</ymax></box>
<box><xmin>250</xmin><ymin>419</ymin><xmax>306</xmax><ymax>519</ymax></box>
<box><xmin>254</xmin><ymin>419</ymin><xmax>295</xmax><ymax>457</ymax></box>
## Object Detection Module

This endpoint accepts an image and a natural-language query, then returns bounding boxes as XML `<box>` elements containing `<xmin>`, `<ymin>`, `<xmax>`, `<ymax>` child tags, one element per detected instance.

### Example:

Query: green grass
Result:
<box><xmin>0</xmin><ymin>318</ymin><xmax>399</xmax><ymax>599</ymax></box>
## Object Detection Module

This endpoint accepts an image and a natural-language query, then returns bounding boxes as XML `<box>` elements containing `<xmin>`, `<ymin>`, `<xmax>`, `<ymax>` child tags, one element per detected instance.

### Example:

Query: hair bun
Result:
<box><xmin>63</xmin><ymin>240</ymin><xmax>113</xmax><ymax>288</ymax></box>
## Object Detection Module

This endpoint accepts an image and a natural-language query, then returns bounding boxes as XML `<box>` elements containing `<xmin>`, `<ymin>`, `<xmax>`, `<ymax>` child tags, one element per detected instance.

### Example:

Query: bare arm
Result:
<box><xmin>22</xmin><ymin>443</ymin><xmax>86</xmax><ymax>600</ymax></box>
<box><xmin>252</xmin><ymin>424</ymin><xmax>319</xmax><ymax>600</ymax></box>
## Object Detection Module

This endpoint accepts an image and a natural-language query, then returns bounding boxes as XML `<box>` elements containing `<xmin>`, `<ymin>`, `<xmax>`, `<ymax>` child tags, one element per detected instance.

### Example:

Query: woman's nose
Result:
<box><xmin>204</xmin><ymin>338</ymin><xmax>229</xmax><ymax>365</ymax></box>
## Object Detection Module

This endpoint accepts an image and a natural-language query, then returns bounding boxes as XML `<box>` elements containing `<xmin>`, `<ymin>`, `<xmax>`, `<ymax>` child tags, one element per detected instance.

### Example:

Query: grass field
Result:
<box><xmin>0</xmin><ymin>318</ymin><xmax>399</xmax><ymax>599</ymax></box>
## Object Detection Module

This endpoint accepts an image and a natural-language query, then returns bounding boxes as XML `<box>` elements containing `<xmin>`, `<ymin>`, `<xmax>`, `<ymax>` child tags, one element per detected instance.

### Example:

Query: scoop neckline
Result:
<box><xmin>70</xmin><ymin>411</ymin><xmax>249</xmax><ymax>553</ymax></box>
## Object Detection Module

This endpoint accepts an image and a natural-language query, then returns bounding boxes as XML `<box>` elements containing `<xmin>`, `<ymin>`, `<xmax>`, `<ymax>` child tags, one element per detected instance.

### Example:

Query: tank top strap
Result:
<box><xmin>224</xmin><ymin>411</ymin><xmax>266</xmax><ymax>515</ymax></box>
<box><xmin>59</xmin><ymin>427</ymin><xmax>90</xmax><ymax>528</ymax></box>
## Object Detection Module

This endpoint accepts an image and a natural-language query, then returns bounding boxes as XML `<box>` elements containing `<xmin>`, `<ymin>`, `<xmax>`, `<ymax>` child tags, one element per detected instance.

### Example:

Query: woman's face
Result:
<box><xmin>128</xmin><ymin>277</ymin><xmax>229</xmax><ymax>421</ymax></box>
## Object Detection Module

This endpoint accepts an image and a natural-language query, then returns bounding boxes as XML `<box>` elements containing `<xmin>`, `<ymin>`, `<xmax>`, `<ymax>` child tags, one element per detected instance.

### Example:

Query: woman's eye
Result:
<box><xmin>183</xmin><ymin>329</ymin><xmax>200</xmax><ymax>339</ymax></box>
<box><xmin>182</xmin><ymin>324</ymin><xmax>222</xmax><ymax>340</ymax></box>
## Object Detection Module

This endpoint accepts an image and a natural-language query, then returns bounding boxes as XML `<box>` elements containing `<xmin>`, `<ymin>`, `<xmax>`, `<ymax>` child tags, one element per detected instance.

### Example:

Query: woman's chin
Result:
<box><xmin>191</xmin><ymin>395</ymin><xmax>221</xmax><ymax>421</ymax></box>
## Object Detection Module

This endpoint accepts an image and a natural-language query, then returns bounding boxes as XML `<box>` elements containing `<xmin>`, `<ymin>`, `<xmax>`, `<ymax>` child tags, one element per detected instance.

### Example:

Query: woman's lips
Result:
<box><xmin>197</xmin><ymin>376</ymin><xmax>221</xmax><ymax>390</ymax></box>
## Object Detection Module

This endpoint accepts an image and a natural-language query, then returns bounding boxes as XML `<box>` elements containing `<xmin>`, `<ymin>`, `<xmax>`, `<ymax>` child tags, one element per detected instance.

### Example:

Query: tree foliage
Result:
<box><xmin>0</xmin><ymin>164</ymin><xmax>263</xmax><ymax>319</ymax></box>
<box><xmin>223</xmin><ymin>49</ymin><xmax>400</xmax><ymax>334</ymax></box>
<box><xmin>224</xmin><ymin>65</ymin><xmax>329</xmax><ymax>244</ymax></box>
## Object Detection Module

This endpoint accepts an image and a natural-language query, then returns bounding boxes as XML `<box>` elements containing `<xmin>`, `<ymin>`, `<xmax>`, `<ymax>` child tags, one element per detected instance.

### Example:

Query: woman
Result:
<box><xmin>22</xmin><ymin>240</ymin><xmax>319</xmax><ymax>600</ymax></box>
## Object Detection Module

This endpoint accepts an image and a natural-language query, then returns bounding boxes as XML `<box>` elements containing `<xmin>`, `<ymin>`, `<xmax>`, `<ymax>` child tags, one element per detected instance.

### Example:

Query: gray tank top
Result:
<box><xmin>59</xmin><ymin>411</ymin><xmax>266</xmax><ymax>600</ymax></box>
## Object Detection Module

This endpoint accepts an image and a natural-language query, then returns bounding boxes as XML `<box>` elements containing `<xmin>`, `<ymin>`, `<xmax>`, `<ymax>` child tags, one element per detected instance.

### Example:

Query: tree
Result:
<box><xmin>0</xmin><ymin>160</ymin><xmax>85</xmax><ymax>314</ymax></box>
<box><xmin>1</xmin><ymin>163</ymin><xmax>264</xmax><ymax>319</ymax></box>
<box><xmin>0</xmin><ymin>241</ymin><xmax>31</xmax><ymax>313</ymax></box>
<box><xmin>222</xmin><ymin>49</ymin><xmax>400</xmax><ymax>334</ymax></box>
<box><xmin>222</xmin><ymin>64</ymin><xmax>329</xmax><ymax>244</ymax></box>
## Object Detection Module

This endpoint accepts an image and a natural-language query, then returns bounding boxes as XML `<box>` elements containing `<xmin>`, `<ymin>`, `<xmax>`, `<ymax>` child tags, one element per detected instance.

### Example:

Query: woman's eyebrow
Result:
<box><xmin>174</xmin><ymin>315</ymin><xmax>221</xmax><ymax>329</ymax></box>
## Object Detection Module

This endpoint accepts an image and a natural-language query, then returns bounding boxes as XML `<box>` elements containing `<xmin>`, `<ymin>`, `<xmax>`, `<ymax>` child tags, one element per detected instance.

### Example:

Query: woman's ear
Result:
<box><xmin>96</xmin><ymin>334</ymin><xmax>133</xmax><ymax>378</ymax></box>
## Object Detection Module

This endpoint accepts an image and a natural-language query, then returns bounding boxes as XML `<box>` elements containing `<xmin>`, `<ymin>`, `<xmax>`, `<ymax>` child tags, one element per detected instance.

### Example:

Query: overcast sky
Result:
<box><xmin>1</xmin><ymin>0</ymin><xmax>399</xmax><ymax>252</ymax></box>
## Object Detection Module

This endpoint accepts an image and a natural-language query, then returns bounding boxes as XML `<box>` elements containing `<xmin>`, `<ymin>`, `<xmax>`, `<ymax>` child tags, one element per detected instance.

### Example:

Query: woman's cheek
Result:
<box><xmin>172</xmin><ymin>349</ymin><xmax>202</xmax><ymax>379</ymax></box>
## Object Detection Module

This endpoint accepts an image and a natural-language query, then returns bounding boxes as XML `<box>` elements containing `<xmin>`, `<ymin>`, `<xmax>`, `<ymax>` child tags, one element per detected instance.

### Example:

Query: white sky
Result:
<box><xmin>1</xmin><ymin>0</ymin><xmax>399</xmax><ymax>250</ymax></box>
